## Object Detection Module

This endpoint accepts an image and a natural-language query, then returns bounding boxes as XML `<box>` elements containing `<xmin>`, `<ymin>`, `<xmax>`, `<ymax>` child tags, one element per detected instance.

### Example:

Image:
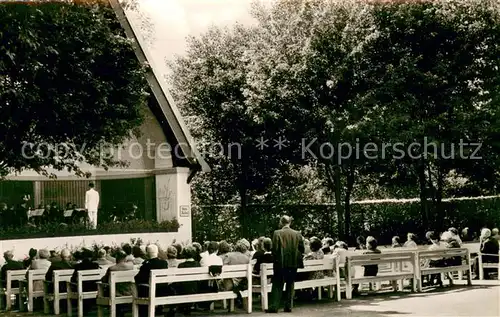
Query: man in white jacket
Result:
<box><xmin>85</xmin><ymin>182</ymin><xmax>100</xmax><ymax>229</ymax></box>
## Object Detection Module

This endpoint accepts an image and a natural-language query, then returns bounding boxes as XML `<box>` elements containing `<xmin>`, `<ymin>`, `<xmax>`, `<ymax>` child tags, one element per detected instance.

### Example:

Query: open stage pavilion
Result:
<box><xmin>0</xmin><ymin>0</ymin><xmax>209</xmax><ymax>239</ymax></box>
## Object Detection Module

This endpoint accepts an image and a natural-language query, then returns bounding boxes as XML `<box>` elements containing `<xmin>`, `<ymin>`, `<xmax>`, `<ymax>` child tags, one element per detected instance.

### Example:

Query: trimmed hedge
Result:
<box><xmin>0</xmin><ymin>219</ymin><xmax>179</xmax><ymax>240</ymax></box>
<box><xmin>193</xmin><ymin>197</ymin><xmax>500</xmax><ymax>245</ymax></box>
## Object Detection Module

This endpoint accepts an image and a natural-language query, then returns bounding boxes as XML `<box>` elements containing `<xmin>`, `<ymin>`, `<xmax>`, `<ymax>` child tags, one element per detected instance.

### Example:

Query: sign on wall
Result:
<box><xmin>180</xmin><ymin>205</ymin><xmax>190</xmax><ymax>217</ymax></box>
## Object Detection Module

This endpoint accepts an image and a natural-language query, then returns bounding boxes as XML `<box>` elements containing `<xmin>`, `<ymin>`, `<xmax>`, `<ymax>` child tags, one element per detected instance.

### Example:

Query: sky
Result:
<box><xmin>125</xmin><ymin>0</ymin><xmax>257</xmax><ymax>77</ymax></box>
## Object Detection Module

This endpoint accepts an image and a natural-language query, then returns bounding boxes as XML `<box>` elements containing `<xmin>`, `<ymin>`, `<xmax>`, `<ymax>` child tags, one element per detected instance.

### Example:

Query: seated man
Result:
<box><xmin>71</xmin><ymin>249</ymin><xmax>100</xmax><ymax>291</ymax></box>
<box><xmin>101</xmin><ymin>251</ymin><xmax>134</xmax><ymax>297</ymax></box>
<box><xmin>1</xmin><ymin>251</ymin><xmax>24</xmax><ymax>288</ymax></box>
<box><xmin>134</xmin><ymin>245</ymin><xmax>169</xmax><ymax>297</ymax></box>
<box><xmin>70</xmin><ymin>249</ymin><xmax>100</xmax><ymax>315</ymax></box>
<box><xmin>134</xmin><ymin>245</ymin><xmax>170</xmax><ymax>316</ymax></box>
<box><xmin>94</xmin><ymin>249</ymin><xmax>113</xmax><ymax>266</ymax></box>
<box><xmin>45</xmin><ymin>249</ymin><xmax>73</xmax><ymax>294</ymax></box>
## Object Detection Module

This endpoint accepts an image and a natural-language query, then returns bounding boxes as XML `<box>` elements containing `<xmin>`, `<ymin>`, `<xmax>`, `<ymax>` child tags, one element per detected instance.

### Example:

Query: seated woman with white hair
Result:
<box><xmin>474</xmin><ymin>228</ymin><xmax>499</xmax><ymax>279</ymax></box>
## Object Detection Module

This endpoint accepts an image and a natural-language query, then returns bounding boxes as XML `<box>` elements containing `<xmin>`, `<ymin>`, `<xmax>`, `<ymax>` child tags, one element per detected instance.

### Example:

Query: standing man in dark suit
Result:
<box><xmin>267</xmin><ymin>216</ymin><xmax>304</xmax><ymax>313</ymax></box>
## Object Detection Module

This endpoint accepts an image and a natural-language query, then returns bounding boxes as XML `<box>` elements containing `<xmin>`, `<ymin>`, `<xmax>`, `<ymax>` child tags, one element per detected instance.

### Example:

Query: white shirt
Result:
<box><xmin>201</xmin><ymin>252</ymin><xmax>223</xmax><ymax>267</ymax></box>
<box><xmin>85</xmin><ymin>188</ymin><xmax>100</xmax><ymax>212</ymax></box>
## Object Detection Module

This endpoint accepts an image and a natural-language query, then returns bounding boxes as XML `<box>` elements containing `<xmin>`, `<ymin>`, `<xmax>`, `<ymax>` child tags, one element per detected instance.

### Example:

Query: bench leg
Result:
<box><xmin>110</xmin><ymin>303</ymin><xmax>117</xmax><ymax>317</ymax></box>
<box><xmin>67</xmin><ymin>297</ymin><xmax>72</xmax><ymax>317</ymax></box>
<box><xmin>346</xmin><ymin>283</ymin><xmax>352</xmax><ymax>300</ymax></box>
<box><xmin>417</xmin><ymin>278</ymin><xmax>423</xmax><ymax>292</ymax></box>
<box><xmin>44</xmin><ymin>296</ymin><xmax>50</xmax><ymax>314</ymax></box>
<box><xmin>317</xmin><ymin>287</ymin><xmax>322</xmax><ymax>300</ymax></box>
<box><xmin>229</xmin><ymin>299</ymin><xmax>235</xmax><ymax>312</ymax></box>
<box><xmin>132</xmin><ymin>302</ymin><xmax>139</xmax><ymax>317</ymax></box>
<box><xmin>209</xmin><ymin>302</ymin><xmax>215</xmax><ymax>311</ymax></box>
<box><xmin>28</xmin><ymin>291</ymin><xmax>33</xmax><ymax>312</ymax></box>
<box><xmin>77</xmin><ymin>298</ymin><xmax>83</xmax><ymax>317</ymax></box>
<box><xmin>97</xmin><ymin>305</ymin><xmax>104</xmax><ymax>317</ymax></box>
<box><xmin>148</xmin><ymin>304</ymin><xmax>155</xmax><ymax>317</ymax></box>
<box><xmin>54</xmin><ymin>296</ymin><xmax>60</xmax><ymax>315</ymax></box>
<box><xmin>223</xmin><ymin>299</ymin><xmax>227</xmax><ymax>309</ymax></box>
<box><xmin>5</xmin><ymin>291</ymin><xmax>11</xmax><ymax>311</ymax></box>
<box><xmin>261</xmin><ymin>289</ymin><xmax>268</xmax><ymax>311</ymax></box>
<box><xmin>328</xmin><ymin>285</ymin><xmax>334</xmax><ymax>299</ymax></box>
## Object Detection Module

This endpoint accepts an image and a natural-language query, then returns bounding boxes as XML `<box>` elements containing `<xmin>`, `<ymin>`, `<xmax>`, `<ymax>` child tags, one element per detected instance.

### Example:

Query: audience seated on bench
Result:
<box><xmin>44</xmin><ymin>269</ymin><xmax>74</xmax><ymax>315</ymax></box>
<box><xmin>97</xmin><ymin>251</ymin><xmax>136</xmax><ymax>317</ymax></box>
<box><xmin>345</xmin><ymin>247</ymin><xmax>417</xmax><ymax>299</ymax></box>
<box><xmin>133</xmin><ymin>246</ymin><xmax>253</xmax><ymax>317</ymax></box>
<box><xmin>0</xmin><ymin>250</ymin><xmax>25</xmax><ymax>311</ymax></box>
<box><xmin>417</xmin><ymin>247</ymin><xmax>472</xmax><ymax>291</ymax></box>
<box><xmin>475</xmin><ymin>228</ymin><xmax>499</xmax><ymax>280</ymax></box>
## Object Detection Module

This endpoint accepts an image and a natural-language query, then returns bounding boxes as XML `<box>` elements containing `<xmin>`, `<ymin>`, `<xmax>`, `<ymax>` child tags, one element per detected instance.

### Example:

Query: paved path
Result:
<box><xmin>1</xmin><ymin>284</ymin><xmax>499</xmax><ymax>317</ymax></box>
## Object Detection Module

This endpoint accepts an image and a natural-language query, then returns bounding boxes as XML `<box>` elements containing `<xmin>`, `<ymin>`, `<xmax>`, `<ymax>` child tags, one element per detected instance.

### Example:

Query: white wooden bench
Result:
<box><xmin>44</xmin><ymin>269</ymin><xmax>74</xmax><ymax>315</ymax></box>
<box><xmin>416</xmin><ymin>248</ymin><xmax>472</xmax><ymax>291</ymax></box>
<box><xmin>345</xmin><ymin>251</ymin><xmax>417</xmax><ymax>299</ymax></box>
<box><xmin>132</xmin><ymin>264</ymin><xmax>253</xmax><ymax>317</ymax></box>
<box><xmin>0</xmin><ymin>269</ymin><xmax>27</xmax><ymax>311</ymax></box>
<box><xmin>255</xmin><ymin>257</ymin><xmax>340</xmax><ymax>311</ymax></box>
<box><xmin>96</xmin><ymin>270</ymin><xmax>138</xmax><ymax>317</ymax></box>
<box><xmin>477</xmin><ymin>250</ymin><xmax>499</xmax><ymax>280</ymax></box>
<box><xmin>67</xmin><ymin>269</ymin><xmax>107</xmax><ymax>317</ymax></box>
<box><xmin>19</xmin><ymin>269</ymin><xmax>48</xmax><ymax>312</ymax></box>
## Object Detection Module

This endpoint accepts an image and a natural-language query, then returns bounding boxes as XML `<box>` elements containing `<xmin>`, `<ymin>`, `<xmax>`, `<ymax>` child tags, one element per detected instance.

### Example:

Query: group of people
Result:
<box><xmin>1</xmin><ymin>217</ymin><xmax>499</xmax><ymax>316</ymax></box>
<box><xmin>388</xmin><ymin>227</ymin><xmax>500</xmax><ymax>280</ymax></box>
<box><xmin>0</xmin><ymin>183</ymin><xmax>141</xmax><ymax>231</ymax></box>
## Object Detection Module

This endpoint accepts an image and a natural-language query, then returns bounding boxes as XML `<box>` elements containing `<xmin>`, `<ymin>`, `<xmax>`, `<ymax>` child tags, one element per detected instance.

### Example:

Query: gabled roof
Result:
<box><xmin>108</xmin><ymin>0</ymin><xmax>210</xmax><ymax>181</ymax></box>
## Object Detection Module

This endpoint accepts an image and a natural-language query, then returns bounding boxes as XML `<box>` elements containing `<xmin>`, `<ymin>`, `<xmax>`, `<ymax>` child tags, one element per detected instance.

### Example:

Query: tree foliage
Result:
<box><xmin>170</xmin><ymin>0</ymin><xmax>500</xmax><ymax>238</ymax></box>
<box><xmin>0</xmin><ymin>1</ymin><xmax>148</xmax><ymax>177</ymax></box>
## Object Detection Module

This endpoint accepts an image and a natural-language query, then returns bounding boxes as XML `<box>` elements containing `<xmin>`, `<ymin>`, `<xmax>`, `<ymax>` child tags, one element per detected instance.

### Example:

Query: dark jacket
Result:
<box><xmin>175</xmin><ymin>260</ymin><xmax>201</xmax><ymax>295</ymax></box>
<box><xmin>102</xmin><ymin>262</ymin><xmax>135</xmax><ymax>296</ymax></box>
<box><xmin>363</xmin><ymin>249</ymin><xmax>381</xmax><ymax>276</ymax></box>
<box><xmin>1</xmin><ymin>260</ymin><xmax>25</xmax><ymax>288</ymax></box>
<box><xmin>253</xmin><ymin>252</ymin><xmax>274</xmax><ymax>275</ymax></box>
<box><xmin>71</xmin><ymin>259</ymin><xmax>100</xmax><ymax>292</ymax></box>
<box><xmin>272</xmin><ymin>227</ymin><xmax>304</xmax><ymax>269</ymax></box>
<box><xmin>135</xmin><ymin>257</ymin><xmax>169</xmax><ymax>297</ymax></box>
<box><xmin>481</xmin><ymin>237</ymin><xmax>499</xmax><ymax>263</ymax></box>
<box><xmin>45</xmin><ymin>260</ymin><xmax>73</xmax><ymax>293</ymax></box>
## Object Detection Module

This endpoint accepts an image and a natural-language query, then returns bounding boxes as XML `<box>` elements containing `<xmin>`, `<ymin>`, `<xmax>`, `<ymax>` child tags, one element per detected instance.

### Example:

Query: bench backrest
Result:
<box><xmin>150</xmin><ymin>264</ymin><xmax>250</xmax><ymax>285</ymax></box>
<box><xmin>53</xmin><ymin>269</ymin><xmax>74</xmax><ymax>283</ymax></box>
<box><xmin>418</xmin><ymin>248</ymin><xmax>469</xmax><ymax>260</ymax></box>
<box><xmin>6</xmin><ymin>270</ymin><xmax>27</xmax><ymax>289</ymax></box>
<box><xmin>27</xmin><ymin>269</ymin><xmax>48</xmax><ymax>282</ymax></box>
<box><xmin>77</xmin><ymin>269</ymin><xmax>106</xmax><ymax>282</ymax></box>
<box><xmin>260</xmin><ymin>258</ymin><xmax>337</xmax><ymax>277</ymax></box>
<box><xmin>346</xmin><ymin>251</ymin><xmax>416</xmax><ymax>267</ymax></box>
<box><xmin>110</xmin><ymin>270</ymin><xmax>138</xmax><ymax>284</ymax></box>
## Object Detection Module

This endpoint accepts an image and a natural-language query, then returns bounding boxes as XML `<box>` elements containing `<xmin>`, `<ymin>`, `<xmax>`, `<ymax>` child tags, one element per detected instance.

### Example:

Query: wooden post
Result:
<box><xmin>260</xmin><ymin>264</ymin><xmax>268</xmax><ymax>311</ymax></box>
<box><xmin>345</xmin><ymin>257</ymin><xmax>352</xmax><ymax>299</ymax></box>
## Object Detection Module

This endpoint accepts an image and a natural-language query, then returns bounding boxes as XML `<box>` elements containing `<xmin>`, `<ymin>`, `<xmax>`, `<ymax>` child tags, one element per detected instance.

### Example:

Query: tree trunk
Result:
<box><xmin>344</xmin><ymin>167</ymin><xmax>355</xmax><ymax>240</ymax></box>
<box><xmin>239</xmin><ymin>186</ymin><xmax>249</xmax><ymax>238</ymax></box>
<box><xmin>417</xmin><ymin>159</ymin><xmax>429</xmax><ymax>229</ymax></box>
<box><xmin>334</xmin><ymin>165</ymin><xmax>344</xmax><ymax>240</ymax></box>
<box><xmin>435</xmin><ymin>163</ymin><xmax>445</xmax><ymax>231</ymax></box>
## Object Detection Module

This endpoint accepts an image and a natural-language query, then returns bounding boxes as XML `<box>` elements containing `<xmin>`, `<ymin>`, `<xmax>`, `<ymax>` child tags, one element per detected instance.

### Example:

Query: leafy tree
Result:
<box><xmin>169</xmin><ymin>25</ymin><xmax>306</xmax><ymax>236</ymax></box>
<box><xmin>368</xmin><ymin>0</ymin><xmax>500</xmax><ymax>230</ymax></box>
<box><xmin>244</xmin><ymin>0</ymin><xmax>382</xmax><ymax>238</ymax></box>
<box><xmin>0</xmin><ymin>1</ymin><xmax>148</xmax><ymax>177</ymax></box>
